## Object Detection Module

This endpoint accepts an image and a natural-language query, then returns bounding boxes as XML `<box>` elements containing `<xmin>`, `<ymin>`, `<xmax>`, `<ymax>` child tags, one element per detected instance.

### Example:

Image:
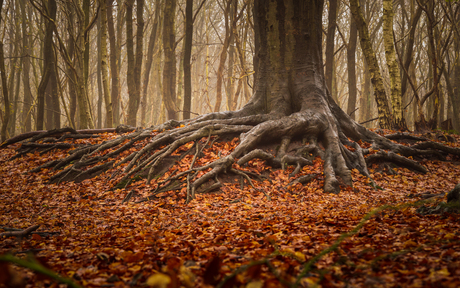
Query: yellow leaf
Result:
<box><xmin>294</xmin><ymin>251</ymin><xmax>306</xmax><ymax>262</ymax></box>
<box><xmin>129</xmin><ymin>265</ymin><xmax>141</xmax><ymax>272</ymax></box>
<box><xmin>444</xmin><ymin>233</ymin><xmax>455</xmax><ymax>240</ymax></box>
<box><xmin>178</xmin><ymin>265</ymin><xmax>195</xmax><ymax>288</ymax></box>
<box><xmin>403</xmin><ymin>240</ymin><xmax>417</xmax><ymax>249</ymax></box>
<box><xmin>146</xmin><ymin>273</ymin><xmax>171</xmax><ymax>288</ymax></box>
<box><xmin>300</xmin><ymin>277</ymin><xmax>321</xmax><ymax>287</ymax></box>
<box><xmin>246</xmin><ymin>280</ymin><xmax>263</xmax><ymax>288</ymax></box>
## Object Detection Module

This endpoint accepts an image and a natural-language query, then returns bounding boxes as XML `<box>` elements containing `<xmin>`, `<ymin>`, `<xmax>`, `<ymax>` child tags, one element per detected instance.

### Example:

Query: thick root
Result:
<box><xmin>8</xmin><ymin>106</ymin><xmax>459</xmax><ymax>202</ymax></box>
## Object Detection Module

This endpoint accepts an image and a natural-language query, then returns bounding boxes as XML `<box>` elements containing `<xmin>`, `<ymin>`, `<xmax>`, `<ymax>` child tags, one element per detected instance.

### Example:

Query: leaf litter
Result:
<box><xmin>0</xmin><ymin>130</ymin><xmax>459</xmax><ymax>287</ymax></box>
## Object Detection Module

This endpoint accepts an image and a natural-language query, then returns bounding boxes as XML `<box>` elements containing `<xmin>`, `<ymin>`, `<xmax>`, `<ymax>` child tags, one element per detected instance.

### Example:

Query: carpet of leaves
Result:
<box><xmin>1</xmin><ymin>130</ymin><xmax>460</xmax><ymax>288</ymax></box>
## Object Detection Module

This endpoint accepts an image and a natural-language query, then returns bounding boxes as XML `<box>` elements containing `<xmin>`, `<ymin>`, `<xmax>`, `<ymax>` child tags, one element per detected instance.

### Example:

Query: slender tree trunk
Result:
<box><xmin>423</xmin><ymin>0</ymin><xmax>440</xmax><ymax>129</ymax></box>
<box><xmin>107</xmin><ymin>0</ymin><xmax>120</xmax><ymax>125</ymax></box>
<box><xmin>214</xmin><ymin>0</ymin><xmax>232</xmax><ymax>112</ymax></box>
<box><xmin>48</xmin><ymin>49</ymin><xmax>60</xmax><ymax>129</ymax></box>
<box><xmin>133</xmin><ymin>0</ymin><xmax>144</xmax><ymax>124</ymax></box>
<box><xmin>97</xmin><ymin>13</ymin><xmax>103</xmax><ymax>129</ymax></box>
<box><xmin>100</xmin><ymin>0</ymin><xmax>113</xmax><ymax>128</ymax></box>
<box><xmin>0</xmin><ymin>0</ymin><xmax>9</xmax><ymax>141</ymax></box>
<box><xmin>325</xmin><ymin>0</ymin><xmax>339</xmax><ymax>103</ymax></box>
<box><xmin>226</xmin><ymin>0</ymin><xmax>237</xmax><ymax>111</ymax></box>
<box><xmin>452</xmin><ymin>20</ymin><xmax>460</xmax><ymax>132</ymax></box>
<box><xmin>183</xmin><ymin>0</ymin><xmax>193</xmax><ymax>120</ymax></box>
<box><xmin>162</xmin><ymin>0</ymin><xmax>177</xmax><ymax>120</ymax></box>
<box><xmin>36</xmin><ymin>0</ymin><xmax>56</xmax><ymax>131</ymax></box>
<box><xmin>141</xmin><ymin>0</ymin><xmax>161</xmax><ymax>126</ymax></box>
<box><xmin>346</xmin><ymin>13</ymin><xmax>358</xmax><ymax>120</ymax></box>
<box><xmin>383</xmin><ymin>0</ymin><xmax>406</xmax><ymax>130</ymax></box>
<box><xmin>126</xmin><ymin>0</ymin><xmax>144</xmax><ymax>126</ymax></box>
<box><xmin>66</xmin><ymin>2</ymin><xmax>77</xmax><ymax>129</ymax></box>
<box><xmin>83</xmin><ymin>0</ymin><xmax>90</xmax><ymax>88</ymax></box>
<box><xmin>349</xmin><ymin>0</ymin><xmax>393</xmax><ymax>129</ymax></box>
<box><xmin>20</xmin><ymin>0</ymin><xmax>32</xmax><ymax>132</ymax></box>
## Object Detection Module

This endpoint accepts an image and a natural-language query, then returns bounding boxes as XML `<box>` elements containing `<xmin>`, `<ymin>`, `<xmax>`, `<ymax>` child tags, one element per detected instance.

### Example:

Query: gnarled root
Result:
<box><xmin>8</xmin><ymin>105</ymin><xmax>460</xmax><ymax>202</ymax></box>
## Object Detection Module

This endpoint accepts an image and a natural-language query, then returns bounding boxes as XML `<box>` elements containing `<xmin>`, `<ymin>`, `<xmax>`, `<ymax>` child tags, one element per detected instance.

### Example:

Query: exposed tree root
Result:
<box><xmin>4</xmin><ymin>107</ymin><xmax>460</xmax><ymax>202</ymax></box>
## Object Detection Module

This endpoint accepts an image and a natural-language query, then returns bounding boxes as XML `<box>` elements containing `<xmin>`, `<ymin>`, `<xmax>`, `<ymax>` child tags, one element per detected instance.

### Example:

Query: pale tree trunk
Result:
<box><xmin>350</xmin><ymin>0</ymin><xmax>393</xmax><ymax>129</ymax></box>
<box><xmin>383</xmin><ymin>0</ymin><xmax>406</xmax><ymax>130</ymax></box>
<box><xmin>162</xmin><ymin>0</ymin><xmax>177</xmax><ymax>120</ymax></box>
<box><xmin>325</xmin><ymin>0</ymin><xmax>339</xmax><ymax>103</ymax></box>
<box><xmin>100</xmin><ymin>0</ymin><xmax>113</xmax><ymax>128</ymax></box>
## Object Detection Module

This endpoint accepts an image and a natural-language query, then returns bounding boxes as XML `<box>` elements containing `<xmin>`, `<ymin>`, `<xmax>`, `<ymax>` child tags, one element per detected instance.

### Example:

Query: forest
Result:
<box><xmin>1</xmin><ymin>0</ymin><xmax>460</xmax><ymax>287</ymax></box>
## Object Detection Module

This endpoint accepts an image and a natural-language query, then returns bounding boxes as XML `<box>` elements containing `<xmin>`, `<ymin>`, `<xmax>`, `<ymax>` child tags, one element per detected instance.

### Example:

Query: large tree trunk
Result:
<box><xmin>25</xmin><ymin>0</ymin><xmax>459</xmax><ymax>202</ymax></box>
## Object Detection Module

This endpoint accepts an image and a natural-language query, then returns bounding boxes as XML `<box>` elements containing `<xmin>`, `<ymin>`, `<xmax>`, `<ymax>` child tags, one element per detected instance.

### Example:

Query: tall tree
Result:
<box><xmin>325</xmin><ymin>0</ymin><xmax>339</xmax><ymax>103</ymax></box>
<box><xmin>183</xmin><ymin>0</ymin><xmax>193</xmax><ymax>120</ymax></box>
<box><xmin>383</xmin><ymin>0</ymin><xmax>406</xmax><ymax>130</ymax></box>
<box><xmin>41</xmin><ymin>0</ymin><xmax>452</xmax><ymax>201</ymax></box>
<box><xmin>346</xmin><ymin>10</ymin><xmax>358</xmax><ymax>120</ymax></box>
<box><xmin>20</xmin><ymin>0</ymin><xmax>32</xmax><ymax>132</ymax></box>
<box><xmin>100</xmin><ymin>0</ymin><xmax>113</xmax><ymax>128</ymax></box>
<box><xmin>0</xmin><ymin>0</ymin><xmax>9</xmax><ymax>141</ymax></box>
<box><xmin>107</xmin><ymin>0</ymin><xmax>121</xmax><ymax>125</ymax></box>
<box><xmin>141</xmin><ymin>0</ymin><xmax>161</xmax><ymax>126</ymax></box>
<box><xmin>36</xmin><ymin>0</ymin><xmax>57</xmax><ymax>131</ymax></box>
<box><xmin>162</xmin><ymin>0</ymin><xmax>177</xmax><ymax>120</ymax></box>
<box><xmin>124</xmin><ymin>0</ymin><xmax>144</xmax><ymax>126</ymax></box>
<box><xmin>349</xmin><ymin>0</ymin><xmax>393</xmax><ymax>129</ymax></box>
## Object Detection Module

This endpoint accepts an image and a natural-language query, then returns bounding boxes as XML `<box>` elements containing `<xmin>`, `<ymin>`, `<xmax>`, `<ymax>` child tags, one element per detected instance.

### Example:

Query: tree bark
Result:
<box><xmin>107</xmin><ymin>0</ymin><xmax>120</xmax><ymax>126</ymax></box>
<box><xmin>325</xmin><ymin>0</ymin><xmax>339</xmax><ymax>103</ymax></box>
<box><xmin>346</xmin><ymin>12</ymin><xmax>358</xmax><ymax>120</ymax></box>
<box><xmin>36</xmin><ymin>0</ymin><xmax>56</xmax><ymax>131</ymax></box>
<box><xmin>183</xmin><ymin>0</ymin><xmax>193</xmax><ymax>120</ymax></box>
<box><xmin>0</xmin><ymin>3</ymin><xmax>8</xmax><ymax>142</ymax></box>
<box><xmin>214</xmin><ymin>0</ymin><xmax>232</xmax><ymax>112</ymax></box>
<box><xmin>383</xmin><ymin>0</ymin><xmax>406</xmax><ymax>130</ymax></box>
<box><xmin>162</xmin><ymin>0</ymin><xmax>177</xmax><ymax>120</ymax></box>
<box><xmin>141</xmin><ymin>0</ymin><xmax>161</xmax><ymax>126</ymax></box>
<box><xmin>125</xmin><ymin>0</ymin><xmax>143</xmax><ymax>126</ymax></box>
<box><xmin>20</xmin><ymin>0</ymin><xmax>32</xmax><ymax>132</ymax></box>
<box><xmin>100</xmin><ymin>0</ymin><xmax>113</xmax><ymax>128</ymax></box>
<box><xmin>349</xmin><ymin>0</ymin><xmax>393</xmax><ymax>129</ymax></box>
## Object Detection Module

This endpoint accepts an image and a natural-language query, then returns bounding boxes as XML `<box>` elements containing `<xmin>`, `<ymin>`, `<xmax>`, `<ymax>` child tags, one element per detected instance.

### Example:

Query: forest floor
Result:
<box><xmin>0</xmin><ymin>128</ymin><xmax>460</xmax><ymax>287</ymax></box>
